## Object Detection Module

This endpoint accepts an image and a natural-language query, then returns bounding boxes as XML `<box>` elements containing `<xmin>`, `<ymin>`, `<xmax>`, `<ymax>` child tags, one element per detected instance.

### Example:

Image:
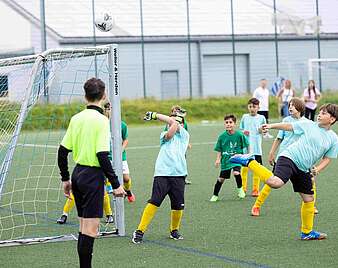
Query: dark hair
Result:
<box><xmin>289</xmin><ymin>97</ymin><xmax>305</xmax><ymax>117</ymax></box>
<box><xmin>307</xmin><ymin>80</ymin><xmax>318</xmax><ymax>98</ymax></box>
<box><xmin>319</xmin><ymin>103</ymin><xmax>338</xmax><ymax>124</ymax></box>
<box><xmin>224</xmin><ymin>114</ymin><xmax>236</xmax><ymax>123</ymax></box>
<box><xmin>83</xmin><ymin>78</ymin><xmax>105</xmax><ymax>102</ymax></box>
<box><xmin>248</xmin><ymin>97</ymin><xmax>260</xmax><ymax>106</ymax></box>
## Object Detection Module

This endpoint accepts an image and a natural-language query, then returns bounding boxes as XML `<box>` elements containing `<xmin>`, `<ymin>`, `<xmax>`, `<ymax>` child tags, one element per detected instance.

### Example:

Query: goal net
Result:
<box><xmin>0</xmin><ymin>45</ymin><xmax>124</xmax><ymax>247</ymax></box>
<box><xmin>308</xmin><ymin>58</ymin><xmax>338</xmax><ymax>91</ymax></box>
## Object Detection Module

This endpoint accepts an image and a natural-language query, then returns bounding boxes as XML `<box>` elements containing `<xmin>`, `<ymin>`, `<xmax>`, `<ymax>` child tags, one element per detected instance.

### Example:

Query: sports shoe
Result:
<box><xmin>209</xmin><ymin>195</ymin><xmax>219</xmax><ymax>202</ymax></box>
<box><xmin>106</xmin><ymin>215</ymin><xmax>114</xmax><ymax>224</ymax></box>
<box><xmin>127</xmin><ymin>192</ymin><xmax>136</xmax><ymax>203</ymax></box>
<box><xmin>132</xmin><ymin>230</ymin><xmax>144</xmax><ymax>244</ymax></box>
<box><xmin>56</xmin><ymin>214</ymin><xmax>67</xmax><ymax>224</ymax></box>
<box><xmin>314</xmin><ymin>207</ymin><xmax>319</xmax><ymax>214</ymax></box>
<box><xmin>170</xmin><ymin>230</ymin><xmax>184</xmax><ymax>240</ymax></box>
<box><xmin>301</xmin><ymin>230</ymin><xmax>327</xmax><ymax>240</ymax></box>
<box><xmin>237</xmin><ymin>187</ymin><xmax>246</xmax><ymax>199</ymax></box>
<box><xmin>106</xmin><ymin>184</ymin><xmax>113</xmax><ymax>194</ymax></box>
<box><xmin>251</xmin><ymin>189</ymin><xmax>259</xmax><ymax>197</ymax></box>
<box><xmin>230</xmin><ymin>154</ymin><xmax>255</xmax><ymax>166</ymax></box>
<box><xmin>185</xmin><ymin>178</ymin><xmax>192</xmax><ymax>185</ymax></box>
<box><xmin>251</xmin><ymin>206</ymin><xmax>260</xmax><ymax>216</ymax></box>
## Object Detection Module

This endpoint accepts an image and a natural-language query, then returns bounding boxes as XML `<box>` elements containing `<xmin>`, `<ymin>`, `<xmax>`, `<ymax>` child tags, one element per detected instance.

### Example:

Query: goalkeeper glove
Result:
<box><xmin>144</xmin><ymin>111</ymin><xmax>158</xmax><ymax>121</ymax></box>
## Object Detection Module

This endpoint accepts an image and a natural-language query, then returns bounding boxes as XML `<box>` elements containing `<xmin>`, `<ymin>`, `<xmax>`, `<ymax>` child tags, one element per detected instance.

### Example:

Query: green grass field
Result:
<box><xmin>0</xmin><ymin>122</ymin><xmax>338</xmax><ymax>268</ymax></box>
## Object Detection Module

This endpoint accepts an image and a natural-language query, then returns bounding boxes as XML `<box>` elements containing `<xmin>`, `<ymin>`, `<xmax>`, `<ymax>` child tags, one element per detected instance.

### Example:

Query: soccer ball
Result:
<box><xmin>95</xmin><ymin>13</ymin><xmax>113</xmax><ymax>32</ymax></box>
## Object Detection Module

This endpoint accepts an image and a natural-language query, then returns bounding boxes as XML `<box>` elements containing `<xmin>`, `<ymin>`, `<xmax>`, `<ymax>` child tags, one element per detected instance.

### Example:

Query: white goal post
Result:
<box><xmin>0</xmin><ymin>45</ymin><xmax>125</xmax><ymax>247</ymax></box>
<box><xmin>308</xmin><ymin>58</ymin><xmax>338</xmax><ymax>86</ymax></box>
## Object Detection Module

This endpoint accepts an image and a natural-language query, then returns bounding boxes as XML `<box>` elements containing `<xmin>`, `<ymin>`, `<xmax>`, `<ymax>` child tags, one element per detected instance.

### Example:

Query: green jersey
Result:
<box><xmin>214</xmin><ymin>130</ymin><xmax>249</xmax><ymax>170</ymax></box>
<box><xmin>61</xmin><ymin>107</ymin><xmax>110</xmax><ymax>167</ymax></box>
<box><xmin>121</xmin><ymin>121</ymin><xmax>128</xmax><ymax>161</ymax></box>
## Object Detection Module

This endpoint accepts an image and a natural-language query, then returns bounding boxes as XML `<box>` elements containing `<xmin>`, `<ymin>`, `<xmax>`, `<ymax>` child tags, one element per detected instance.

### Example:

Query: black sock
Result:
<box><xmin>213</xmin><ymin>180</ymin><xmax>223</xmax><ymax>196</ymax></box>
<box><xmin>78</xmin><ymin>233</ymin><xmax>95</xmax><ymax>268</ymax></box>
<box><xmin>77</xmin><ymin>232</ymin><xmax>82</xmax><ymax>256</ymax></box>
<box><xmin>234</xmin><ymin>174</ymin><xmax>242</xmax><ymax>188</ymax></box>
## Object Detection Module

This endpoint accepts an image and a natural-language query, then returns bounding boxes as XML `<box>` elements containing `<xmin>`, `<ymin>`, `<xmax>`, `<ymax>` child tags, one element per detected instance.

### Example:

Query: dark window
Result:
<box><xmin>0</xmin><ymin>76</ymin><xmax>8</xmax><ymax>97</ymax></box>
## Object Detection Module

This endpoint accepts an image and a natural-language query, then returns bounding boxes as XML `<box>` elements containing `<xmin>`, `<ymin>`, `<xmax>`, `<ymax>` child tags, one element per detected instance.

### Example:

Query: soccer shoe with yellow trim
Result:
<box><xmin>301</xmin><ymin>230</ymin><xmax>327</xmax><ymax>240</ymax></box>
<box><xmin>237</xmin><ymin>187</ymin><xmax>246</xmax><ymax>199</ymax></box>
<box><xmin>106</xmin><ymin>215</ymin><xmax>114</xmax><ymax>224</ymax></box>
<box><xmin>170</xmin><ymin>230</ymin><xmax>184</xmax><ymax>240</ymax></box>
<box><xmin>56</xmin><ymin>214</ymin><xmax>67</xmax><ymax>224</ymax></box>
<box><xmin>251</xmin><ymin>189</ymin><xmax>259</xmax><ymax>197</ymax></box>
<box><xmin>132</xmin><ymin>230</ymin><xmax>144</xmax><ymax>244</ymax></box>
<box><xmin>209</xmin><ymin>195</ymin><xmax>219</xmax><ymax>202</ymax></box>
<box><xmin>230</xmin><ymin>154</ymin><xmax>255</xmax><ymax>167</ymax></box>
<box><xmin>251</xmin><ymin>206</ymin><xmax>260</xmax><ymax>216</ymax></box>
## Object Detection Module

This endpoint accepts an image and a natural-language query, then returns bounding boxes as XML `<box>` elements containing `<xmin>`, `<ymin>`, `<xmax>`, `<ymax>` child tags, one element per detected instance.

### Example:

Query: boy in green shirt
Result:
<box><xmin>210</xmin><ymin>114</ymin><xmax>249</xmax><ymax>201</ymax></box>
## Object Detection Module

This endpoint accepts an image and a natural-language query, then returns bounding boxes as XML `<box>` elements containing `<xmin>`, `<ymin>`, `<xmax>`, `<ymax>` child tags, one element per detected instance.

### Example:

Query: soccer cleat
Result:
<box><xmin>126</xmin><ymin>191</ymin><xmax>136</xmax><ymax>203</ymax></box>
<box><xmin>56</xmin><ymin>214</ymin><xmax>67</xmax><ymax>224</ymax></box>
<box><xmin>132</xmin><ymin>230</ymin><xmax>144</xmax><ymax>244</ymax></box>
<box><xmin>237</xmin><ymin>187</ymin><xmax>246</xmax><ymax>199</ymax></box>
<box><xmin>106</xmin><ymin>215</ymin><xmax>114</xmax><ymax>224</ymax></box>
<box><xmin>251</xmin><ymin>189</ymin><xmax>259</xmax><ymax>197</ymax></box>
<box><xmin>209</xmin><ymin>195</ymin><xmax>219</xmax><ymax>202</ymax></box>
<box><xmin>251</xmin><ymin>206</ymin><xmax>260</xmax><ymax>216</ymax></box>
<box><xmin>230</xmin><ymin>154</ymin><xmax>255</xmax><ymax>167</ymax></box>
<box><xmin>314</xmin><ymin>207</ymin><xmax>319</xmax><ymax>214</ymax></box>
<box><xmin>106</xmin><ymin>184</ymin><xmax>113</xmax><ymax>194</ymax></box>
<box><xmin>301</xmin><ymin>230</ymin><xmax>327</xmax><ymax>240</ymax></box>
<box><xmin>170</xmin><ymin>230</ymin><xmax>184</xmax><ymax>240</ymax></box>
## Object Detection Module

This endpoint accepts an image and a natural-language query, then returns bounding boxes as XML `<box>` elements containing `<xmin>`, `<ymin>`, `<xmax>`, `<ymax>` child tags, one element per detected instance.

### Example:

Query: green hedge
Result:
<box><xmin>1</xmin><ymin>92</ymin><xmax>337</xmax><ymax>130</ymax></box>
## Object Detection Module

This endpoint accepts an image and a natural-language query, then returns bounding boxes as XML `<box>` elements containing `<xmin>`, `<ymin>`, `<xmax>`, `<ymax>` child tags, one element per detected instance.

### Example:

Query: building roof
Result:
<box><xmin>6</xmin><ymin>0</ymin><xmax>338</xmax><ymax>38</ymax></box>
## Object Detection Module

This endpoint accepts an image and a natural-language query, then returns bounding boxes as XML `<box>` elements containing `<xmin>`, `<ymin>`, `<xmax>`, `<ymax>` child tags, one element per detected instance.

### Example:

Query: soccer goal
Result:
<box><xmin>308</xmin><ymin>58</ymin><xmax>338</xmax><ymax>90</ymax></box>
<box><xmin>0</xmin><ymin>45</ymin><xmax>125</xmax><ymax>247</ymax></box>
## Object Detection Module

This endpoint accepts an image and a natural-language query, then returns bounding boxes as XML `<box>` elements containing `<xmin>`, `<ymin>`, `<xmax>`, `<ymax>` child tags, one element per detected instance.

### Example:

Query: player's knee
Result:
<box><xmin>266</xmin><ymin>176</ymin><xmax>284</xmax><ymax>189</ymax></box>
<box><xmin>233</xmin><ymin>171</ymin><xmax>240</xmax><ymax>176</ymax></box>
<box><xmin>218</xmin><ymin>178</ymin><xmax>225</xmax><ymax>183</ymax></box>
<box><xmin>148</xmin><ymin>200</ymin><xmax>161</xmax><ymax>207</ymax></box>
<box><xmin>123</xmin><ymin>175</ymin><xmax>130</xmax><ymax>183</ymax></box>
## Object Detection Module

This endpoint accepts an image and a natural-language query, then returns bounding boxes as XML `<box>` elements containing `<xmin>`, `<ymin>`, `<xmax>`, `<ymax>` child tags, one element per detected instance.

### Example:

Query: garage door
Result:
<box><xmin>202</xmin><ymin>54</ymin><xmax>249</xmax><ymax>96</ymax></box>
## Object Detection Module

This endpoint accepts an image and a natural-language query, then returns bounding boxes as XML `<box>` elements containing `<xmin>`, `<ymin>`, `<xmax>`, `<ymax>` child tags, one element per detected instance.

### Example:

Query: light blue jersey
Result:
<box><xmin>240</xmin><ymin>114</ymin><xmax>266</xmax><ymax>155</ymax></box>
<box><xmin>276</xmin><ymin>116</ymin><xmax>307</xmax><ymax>158</ymax></box>
<box><xmin>281</xmin><ymin>120</ymin><xmax>338</xmax><ymax>172</ymax></box>
<box><xmin>154</xmin><ymin>126</ymin><xmax>190</xmax><ymax>177</ymax></box>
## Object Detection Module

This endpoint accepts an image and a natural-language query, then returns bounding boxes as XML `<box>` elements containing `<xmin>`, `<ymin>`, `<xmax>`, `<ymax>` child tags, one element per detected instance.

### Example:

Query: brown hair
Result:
<box><xmin>224</xmin><ymin>114</ymin><xmax>236</xmax><ymax>123</ymax></box>
<box><xmin>319</xmin><ymin>103</ymin><xmax>338</xmax><ymax>124</ymax></box>
<box><xmin>248</xmin><ymin>97</ymin><xmax>260</xmax><ymax>106</ymax></box>
<box><xmin>83</xmin><ymin>78</ymin><xmax>105</xmax><ymax>102</ymax></box>
<box><xmin>289</xmin><ymin>97</ymin><xmax>305</xmax><ymax>117</ymax></box>
<box><xmin>307</xmin><ymin>80</ymin><xmax>319</xmax><ymax>98</ymax></box>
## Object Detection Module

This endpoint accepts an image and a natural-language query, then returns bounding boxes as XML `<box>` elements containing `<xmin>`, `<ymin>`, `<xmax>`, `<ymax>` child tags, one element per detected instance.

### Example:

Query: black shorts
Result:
<box><xmin>274</xmin><ymin>156</ymin><xmax>313</xmax><ymax>194</ymax></box>
<box><xmin>148</xmin><ymin>176</ymin><xmax>185</xmax><ymax>210</ymax></box>
<box><xmin>71</xmin><ymin>164</ymin><xmax>105</xmax><ymax>218</ymax></box>
<box><xmin>219</xmin><ymin>166</ymin><xmax>241</xmax><ymax>179</ymax></box>
<box><xmin>254</xmin><ymin>155</ymin><xmax>262</xmax><ymax>164</ymax></box>
<box><xmin>257</xmin><ymin>111</ymin><xmax>269</xmax><ymax>123</ymax></box>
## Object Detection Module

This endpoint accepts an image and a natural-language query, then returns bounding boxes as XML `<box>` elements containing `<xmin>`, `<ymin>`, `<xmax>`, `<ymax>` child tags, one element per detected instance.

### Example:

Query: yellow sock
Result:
<box><xmin>253</xmin><ymin>174</ymin><xmax>260</xmax><ymax>192</ymax></box>
<box><xmin>137</xmin><ymin>203</ymin><xmax>158</xmax><ymax>233</ymax></box>
<box><xmin>103</xmin><ymin>191</ymin><xmax>112</xmax><ymax>216</ymax></box>
<box><xmin>241</xmin><ymin>167</ymin><xmax>248</xmax><ymax>192</ymax></box>
<box><xmin>124</xmin><ymin>179</ymin><xmax>132</xmax><ymax>191</ymax></box>
<box><xmin>301</xmin><ymin>201</ymin><xmax>315</xmax><ymax>234</ymax></box>
<box><xmin>170</xmin><ymin>210</ymin><xmax>183</xmax><ymax>231</ymax></box>
<box><xmin>248</xmin><ymin>160</ymin><xmax>273</xmax><ymax>183</ymax></box>
<box><xmin>63</xmin><ymin>192</ymin><xmax>75</xmax><ymax>214</ymax></box>
<box><xmin>254</xmin><ymin>184</ymin><xmax>271</xmax><ymax>208</ymax></box>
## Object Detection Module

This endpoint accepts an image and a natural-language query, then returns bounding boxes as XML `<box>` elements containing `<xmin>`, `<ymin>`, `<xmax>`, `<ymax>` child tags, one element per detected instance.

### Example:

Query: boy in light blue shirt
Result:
<box><xmin>132</xmin><ymin>111</ymin><xmax>189</xmax><ymax>244</ymax></box>
<box><xmin>231</xmin><ymin>103</ymin><xmax>338</xmax><ymax>240</ymax></box>
<box><xmin>240</xmin><ymin>98</ymin><xmax>266</xmax><ymax>197</ymax></box>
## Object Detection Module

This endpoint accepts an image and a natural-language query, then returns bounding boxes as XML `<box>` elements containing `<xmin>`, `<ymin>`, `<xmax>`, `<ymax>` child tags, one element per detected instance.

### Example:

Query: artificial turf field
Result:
<box><xmin>0</xmin><ymin>122</ymin><xmax>337</xmax><ymax>268</ymax></box>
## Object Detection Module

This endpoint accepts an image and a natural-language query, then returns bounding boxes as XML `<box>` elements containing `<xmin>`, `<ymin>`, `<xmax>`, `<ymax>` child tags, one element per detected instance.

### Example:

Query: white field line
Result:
<box><xmin>1</xmin><ymin>141</ymin><xmax>215</xmax><ymax>150</ymax></box>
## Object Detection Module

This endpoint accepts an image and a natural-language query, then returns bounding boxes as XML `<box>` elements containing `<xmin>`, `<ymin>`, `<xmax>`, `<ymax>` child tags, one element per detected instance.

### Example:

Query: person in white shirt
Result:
<box><xmin>253</xmin><ymin>79</ymin><xmax>273</xmax><ymax>138</ymax></box>
<box><xmin>303</xmin><ymin>80</ymin><xmax>321</xmax><ymax>121</ymax></box>
<box><xmin>277</xmin><ymin>79</ymin><xmax>295</xmax><ymax>118</ymax></box>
